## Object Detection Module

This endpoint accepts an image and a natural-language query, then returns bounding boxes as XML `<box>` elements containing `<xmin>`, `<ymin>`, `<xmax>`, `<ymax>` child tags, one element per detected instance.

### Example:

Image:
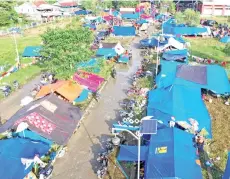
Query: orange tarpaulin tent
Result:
<box><xmin>36</xmin><ymin>81</ymin><xmax>83</xmax><ymax>102</ymax></box>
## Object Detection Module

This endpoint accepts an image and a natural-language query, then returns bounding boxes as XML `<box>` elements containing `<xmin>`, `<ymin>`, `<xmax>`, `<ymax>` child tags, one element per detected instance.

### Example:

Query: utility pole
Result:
<box><xmin>13</xmin><ymin>32</ymin><xmax>19</xmax><ymax>64</ymax></box>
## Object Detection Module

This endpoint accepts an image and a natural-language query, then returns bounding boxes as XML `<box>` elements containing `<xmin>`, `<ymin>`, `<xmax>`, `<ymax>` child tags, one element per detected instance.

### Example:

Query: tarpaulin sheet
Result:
<box><xmin>0</xmin><ymin>94</ymin><xmax>82</xmax><ymax>145</ymax></box>
<box><xmin>0</xmin><ymin>138</ymin><xmax>50</xmax><ymax>179</ymax></box>
<box><xmin>223</xmin><ymin>152</ymin><xmax>230</xmax><ymax>179</ymax></box>
<box><xmin>22</xmin><ymin>46</ymin><xmax>41</xmax><ymax>57</ymax></box>
<box><xmin>156</xmin><ymin>60</ymin><xmax>230</xmax><ymax>94</ymax></box>
<box><xmin>220</xmin><ymin>36</ymin><xmax>230</xmax><ymax>43</ymax></box>
<box><xmin>16</xmin><ymin>129</ymin><xmax>53</xmax><ymax>145</ymax></box>
<box><xmin>74</xmin><ymin>89</ymin><xmax>89</xmax><ymax>103</ymax></box>
<box><xmin>118</xmin><ymin>55</ymin><xmax>129</xmax><ymax>63</ymax></box>
<box><xmin>117</xmin><ymin>145</ymin><xmax>148</xmax><ymax>161</ymax></box>
<box><xmin>162</xmin><ymin>49</ymin><xmax>188</xmax><ymax>62</ymax></box>
<box><xmin>96</xmin><ymin>48</ymin><xmax>117</xmax><ymax>57</ymax></box>
<box><xmin>147</xmin><ymin>85</ymin><xmax>212</xmax><ymax>137</ymax></box>
<box><xmin>75</xmin><ymin>10</ymin><xmax>90</xmax><ymax>15</ymax></box>
<box><xmin>121</xmin><ymin>13</ymin><xmax>139</xmax><ymax>19</ymax></box>
<box><xmin>145</xmin><ymin>127</ymin><xmax>202</xmax><ymax>179</ymax></box>
<box><xmin>113</xmin><ymin>26</ymin><xmax>136</xmax><ymax>36</ymax></box>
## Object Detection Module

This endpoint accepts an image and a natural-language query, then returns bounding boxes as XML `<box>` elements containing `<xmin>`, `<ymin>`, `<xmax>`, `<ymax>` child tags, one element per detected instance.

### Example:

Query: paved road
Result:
<box><xmin>52</xmin><ymin>38</ymin><xmax>142</xmax><ymax>179</ymax></box>
<box><xmin>0</xmin><ymin>76</ymin><xmax>40</xmax><ymax>123</ymax></box>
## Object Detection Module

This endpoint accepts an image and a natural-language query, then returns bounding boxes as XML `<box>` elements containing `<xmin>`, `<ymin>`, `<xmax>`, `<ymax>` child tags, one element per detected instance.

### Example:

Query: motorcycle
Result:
<box><xmin>38</xmin><ymin>161</ymin><xmax>53</xmax><ymax>179</ymax></box>
<box><xmin>0</xmin><ymin>84</ymin><xmax>11</xmax><ymax>97</ymax></box>
<box><xmin>13</xmin><ymin>80</ymin><xmax>19</xmax><ymax>90</ymax></box>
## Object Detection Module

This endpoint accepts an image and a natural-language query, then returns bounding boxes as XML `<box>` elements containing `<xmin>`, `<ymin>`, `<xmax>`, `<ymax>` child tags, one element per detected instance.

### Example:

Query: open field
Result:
<box><xmin>185</xmin><ymin>37</ymin><xmax>230</xmax><ymax>62</ymax></box>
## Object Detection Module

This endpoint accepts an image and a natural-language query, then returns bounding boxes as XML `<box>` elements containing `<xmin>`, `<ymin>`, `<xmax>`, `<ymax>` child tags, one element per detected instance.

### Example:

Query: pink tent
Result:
<box><xmin>135</xmin><ymin>6</ymin><xmax>145</xmax><ymax>12</ymax></box>
<box><xmin>103</xmin><ymin>15</ymin><xmax>114</xmax><ymax>21</ymax></box>
<box><xmin>73</xmin><ymin>71</ymin><xmax>104</xmax><ymax>92</ymax></box>
<box><xmin>141</xmin><ymin>14</ymin><xmax>152</xmax><ymax>19</ymax></box>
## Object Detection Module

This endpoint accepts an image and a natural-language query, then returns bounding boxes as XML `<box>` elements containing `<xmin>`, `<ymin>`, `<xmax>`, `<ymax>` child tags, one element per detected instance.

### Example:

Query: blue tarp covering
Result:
<box><xmin>74</xmin><ymin>89</ymin><xmax>89</xmax><ymax>103</ymax></box>
<box><xmin>96</xmin><ymin>48</ymin><xmax>117</xmax><ymax>57</ymax></box>
<box><xmin>122</xmin><ymin>13</ymin><xmax>139</xmax><ymax>20</ymax></box>
<box><xmin>140</xmin><ymin>37</ymin><xmax>167</xmax><ymax>48</ymax></box>
<box><xmin>117</xmin><ymin>145</ymin><xmax>148</xmax><ymax>161</ymax></box>
<box><xmin>118</xmin><ymin>55</ymin><xmax>129</xmax><ymax>63</ymax></box>
<box><xmin>156</xmin><ymin>60</ymin><xmax>230</xmax><ymax>94</ymax></box>
<box><xmin>76</xmin><ymin>58</ymin><xmax>97</xmax><ymax>69</ymax></box>
<box><xmin>22</xmin><ymin>46</ymin><xmax>41</xmax><ymax>57</ymax></box>
<box><xmin>83</xmin><ymin>23</ymin><xmax>96</xmax><ymax>30</ymax></box>
<box><xmin>112</xmin><ymin>123</ymin><xmax>140</xmax><ymax>132</ymax></box>
<box><xmin>136</xmin><ymin>19</ymin><xmax>148</xmax><ymax>25</ymax></box>
<box><xmin>16</xmin><ymin>130</ymin><xmax>53</xmax><ymax>145</ymax></box>
<box><xmin>162</xmin><ymin>49</ymin><xmax>188</xmax><ymax>63</ymax></box>
<box><xmin>220</xmin><ymin>36</ymin><xmax>230</xmax><ymax>43</ymax></box>
<box><xmin>0</xmin><ymin>138</ymin><xmax>50</xmax><ymax>179</ymax></box>
<box><xmin>113</xmin><ymin>26</ymin><xmax>136</xmax><ymax>36</ymax></box>
<box><xmin>223</xmin><ymin>152</ymin><xmax>230</xmax><ymax>179</ymax></box>
<box><xmin>163</xmin><ymin>18</ymin><xmax>207</xmax><ymax>35</ymax></box>
<box><xmin>145</xmin><ymin>127</ymin><xmax>202</xmax><ymax>179</ymax></box>
<box><xmin>75</xmin><ymin>10</ymin><xmax>90</xmax><ymax>15</ymax></box>
<box><xmin>147</xmin><ymin>85</ymin><xmax>212</xmax><ymax>137</ymax></box>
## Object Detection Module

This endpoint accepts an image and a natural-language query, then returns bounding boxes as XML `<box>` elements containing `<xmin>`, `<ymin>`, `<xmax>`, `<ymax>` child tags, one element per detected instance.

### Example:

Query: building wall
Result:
<box><xmin>202</xmin><ymin>0</ymin><xmax>230</xmax><ymax>16</ymax></box>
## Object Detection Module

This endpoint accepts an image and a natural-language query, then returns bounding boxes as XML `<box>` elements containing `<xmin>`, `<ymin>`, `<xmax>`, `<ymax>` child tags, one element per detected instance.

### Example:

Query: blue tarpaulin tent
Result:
<box><xmin>0</xmin><ymin>138</ymin><xmax>50</xmax><ymax>179</ymax></box>
<box><xmin>136</xmin><ymin>19</ymin><xmax>148</xmax><ymax>25</ymax></box>
<box><xmin>156</xmin><ymin>60</ymin><xmax>230</xmax><ymax>94</ymax></box>
<box><xmin>117</xmin><ymin>145</ymin><xmax>148</xmax><ymax>161</ymax></box>
<box><xmin>22</xmin><ymin>46</ymin><xmax>41</xmax><ymax>57</ymax></box>
<box><xmin>83</xmin><ymin>23</ymin><xmax>96</xmax><ymax>30</ymax></box>
<box><xmin>223</xmin><ymin>152</ymin><xmax>230</xmax><ymax>179</ymax></box>
<box><xmin>147</xmin><ymin>85</ymin><xmax>212</xmax><ymax>137</ymax></box>
<box><xmin>118</xmin><ymin>55</ymin><xmax>129</xmax><ymax>63</ymax></box>
<box><xmin>162</xmin><ymin>49</ymin><xmax>188</xmax><ymax>63</ymax></box>
<box><xmin>122</xmin><ymin>13</ymin><xmax>139</xmax><ymax>20</ymax></box>
<box><xmin>145</xmin><ymin>127</ymin><xmax>202</xmax><ymax>179</ymax></box>
<box><xmin>113</xmin><ymin>26</ymin><xmax>136</xmax><ymax>36</ymax></box>
<box><xmin>16</xmin><ymin>129</ymin><xmax>53</xmax><ymax>145</ymax></box>
<box><xmin>220</xmin><ymin>36</ymin><xmax>230</xmax><ymax>43</ymax></box>
<box><xmin>75</xmin><ymin>10</ymin><xmax>91</xmax><ymax>15</ymax></box>
<box><xmin>163</xmin><ymin>18</ymin><xmax>207</xmax><ymax>35</ymax></box>
<box><xmin>74</xmin><ymin>89</ymin><xmax>89</xmax><ymax>103</ymax></box>
<box><xmin>96</xmin><ymin>48</ymin><xmax>117</xmax><ymax>57</ymax></box>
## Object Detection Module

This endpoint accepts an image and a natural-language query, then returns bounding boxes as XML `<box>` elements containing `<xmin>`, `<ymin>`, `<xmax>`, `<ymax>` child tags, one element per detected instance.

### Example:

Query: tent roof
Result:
<box><xmin>101</xmin><ymin>43</ymin><xmax>117</xmax><ymax>48</ymax></box>
<box><xmin>162</xmin><ymin>49</ymin><xmax>188</xmax><ymax>62</ymax></box>
<box><xmin>113</xmin><ymin>26</ymin><xmax>136</xmax><ymax>36</ymax></box>
<box><xmin>22</xmin><ymin>46</ymin><xmax>42</xmax><ymax>57</ymax></box>
<box><xmin>0</xmin><ymin>138</ymin><xmax>49</xmax><ymax>179</ymax></box>
<box><xmin>147</xmin><ymin>85</ymin><xmax>212</xmax><ymax>137</ymax></box>
<box><xmin>220</xmin><ymin>36</ymin><xmax>230</xmax><ymax>43</ymax></box>
<box><xmin>145</xmin><ymin>128</ymin><xmax>202</xmax><ymax>179</ymax></box>
<box><xmin>156</xmin><ymin>60</ymin><xmax>230</xmax><ymax>94</ymax></box>
<box><xmin>0</xmin><ymin>94</ymin><xmax>82</xmax><ymax>145</ymax></box>
<box><xmin>96</xmin><ymin>48</ymin><xmax>117</xmax><ymax>57</ymax></box>
<box><xmin>223</xmin><ymin>152</ymin><xmax>230</xmax><ymax>179</ymax></box>
<box><xmin>117</xmin><ymin>145</ymin><xmax>148</xmax><ymax>161</ymax></box>
<box><xmin>36</xmin><ymin>81</ymin><xmax>83</xmax><ymax>102</ymax></box>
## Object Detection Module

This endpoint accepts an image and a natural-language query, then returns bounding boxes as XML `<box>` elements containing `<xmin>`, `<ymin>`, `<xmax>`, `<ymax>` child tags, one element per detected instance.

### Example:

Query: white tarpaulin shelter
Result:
<box><xmin>157</xmin><ymin>37</ymin><xmax>185</xmax><ymax>52</ymax></box>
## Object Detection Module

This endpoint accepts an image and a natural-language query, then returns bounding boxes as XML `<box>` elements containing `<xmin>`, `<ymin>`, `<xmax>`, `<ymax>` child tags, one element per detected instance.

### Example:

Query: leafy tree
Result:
<box><xmin>175</xmin><ymin>9</ymin><xmax>200</xmax><ymax>26</ymax></box>
<box><xmin>0</xmin><ymin>1</ymin><xmax>18</xmax><ymax>27</ymax></box>
<box><xmin>117</xmin><ymin>1</ymin><xmax>138</xmax><ymax>8</ymax></box>
<box><xmin>160</xmin><ymin>0</ymin><xmax>176</xmax><ymax>14</ymax></box>
<box><xmin>40</xmin><ymin>27</ymin><xmax>94</xmax><ymax>79</ymax></box>
<box><xmin>224</xmin><ymin>44</ymin><xmax>230</xmax><ymax>56</ymax></box>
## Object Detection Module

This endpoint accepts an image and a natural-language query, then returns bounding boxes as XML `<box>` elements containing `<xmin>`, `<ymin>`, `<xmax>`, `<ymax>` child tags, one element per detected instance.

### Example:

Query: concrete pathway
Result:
<box><xmin>0</xmin><ymin>76</ymin><xmax>40</xmax><ymax>122</ymax></box>
<box><xmin>52</xmin><ymin>38</ymin><xmax>142</xmax><ymax>179</ymax></box>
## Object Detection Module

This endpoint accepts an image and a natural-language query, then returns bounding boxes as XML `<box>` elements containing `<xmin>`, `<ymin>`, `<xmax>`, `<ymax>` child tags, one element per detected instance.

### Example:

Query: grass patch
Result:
<box><xmin>204</xmin><ymin>97</ymin><xmax>230</xmax><ymax>178</ymax></box>
<box><xmin>0</xmin><ymin>65</ymin><xmax>41</xmax><ymax>99</ymax></box>
<box><xmin>0</xmin><ymin>35</ymin><xmax>41</xmax><ymax>66</ymax></box>
<box><xmin>104</xmin><ymin>36</ymin><xmax>134</xmax><ymax>49</ymax></box>
<box><xmin>185</xmin><ymin>37</ymin><xmax>230</xmax><ymax>62</ymax></box>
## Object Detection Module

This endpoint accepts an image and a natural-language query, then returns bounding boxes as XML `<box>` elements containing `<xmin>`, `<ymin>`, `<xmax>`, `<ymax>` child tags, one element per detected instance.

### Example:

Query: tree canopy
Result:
<box><xmin>159</xmin><ymin>0</ymin><xmax>176</xmax><ymax>14</ymax></box>
<box><xmin>0</xmin><ymin>1</ymin><xmax>18</xmax><ymax>27</ymax></box>
<box><xmin>40</xmin><ymin>26</ymin><xmax>94</xmax><ymax>79</ymax></box>
<box><xmin>224</xmin><ymin>44</ymin><xmax>230</xmax><ymax>56</ymax></box>
<box><xmin>175</xmin><ymin>9</ymin><xmax>200</xmax><ymax>26</ymax></box>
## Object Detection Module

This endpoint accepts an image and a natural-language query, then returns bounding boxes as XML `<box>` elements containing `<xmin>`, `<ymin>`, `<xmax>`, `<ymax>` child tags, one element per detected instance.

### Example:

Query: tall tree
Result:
<box><xmin>159</xmin><ymin>0</ymin><xmax>176</xmax><ymax>14</ymax></box>
<box><xmin>175</xmin><ymin>9</ymin><xmax>200</xmax><ymax>26</ymax></box>
<box><xmin>0</xmin><ymin>1</ymin><xmax>18</xmax><ymax>27</ymax></box>
<box><xmin>40</xmin><ymin>27</ymin><xmax>94</xmax><ymax>79</ymax></box>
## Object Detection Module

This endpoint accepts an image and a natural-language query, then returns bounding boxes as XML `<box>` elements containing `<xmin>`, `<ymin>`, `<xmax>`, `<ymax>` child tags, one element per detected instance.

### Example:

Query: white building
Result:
<box><xmin>14</xmin><ymin>2</ymin><xmax>38</xmax><ymax>15</ymax></box>
<box><xmin>201</xmin><ymin>0</ymin><xmax>230</xmax><ymax>16</ymax></box>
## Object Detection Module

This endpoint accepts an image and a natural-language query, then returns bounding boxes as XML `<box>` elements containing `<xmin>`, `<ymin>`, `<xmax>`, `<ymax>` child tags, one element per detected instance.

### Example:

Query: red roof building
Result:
<box><xmin>59</xmin><ymin>2</ymin><xmax>77</xmax><ymax>7</ymax></box>
<box><xmin>33</xmin><ymin>0</ymin><xmax>47</xmax><ymax>7</ymax></box>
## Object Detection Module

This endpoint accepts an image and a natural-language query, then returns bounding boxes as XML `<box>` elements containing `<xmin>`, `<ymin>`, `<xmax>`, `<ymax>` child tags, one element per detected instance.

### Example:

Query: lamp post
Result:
<box><xmin>112</xmin><ymin>128</ymin><xmax>142</xmax><ymax>179</ymax></box>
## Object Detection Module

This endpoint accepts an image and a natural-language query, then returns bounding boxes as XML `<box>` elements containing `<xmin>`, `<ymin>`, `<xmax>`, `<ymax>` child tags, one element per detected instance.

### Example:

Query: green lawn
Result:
<box><xmin>185</xmin><ymin>37</ymin><xmax>230</xmax><ymax>62</ymax></box>
<box><xmin>0</xmin><ymin>35</ymin><xmax>41</xmax><ymax>66</ymax></box>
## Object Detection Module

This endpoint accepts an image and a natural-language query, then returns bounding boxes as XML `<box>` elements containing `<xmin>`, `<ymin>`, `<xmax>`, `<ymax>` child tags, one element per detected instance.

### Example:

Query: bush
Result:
<box><xmin>175</xmin><ymin>9</ymin><xmax>200</xmax><ymax>26</ymax></box>
<box><xmin>224</xmin><ymin>44</ymin><xmax>230</xmax><ymax>56</ymax></box>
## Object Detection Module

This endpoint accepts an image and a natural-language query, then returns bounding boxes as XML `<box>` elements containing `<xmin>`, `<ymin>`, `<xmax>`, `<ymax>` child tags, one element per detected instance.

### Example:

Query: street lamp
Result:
<box><xmin>112</xmin><ymin>128</ymin><xmax>142</xmax><ymax>179</ymax></box>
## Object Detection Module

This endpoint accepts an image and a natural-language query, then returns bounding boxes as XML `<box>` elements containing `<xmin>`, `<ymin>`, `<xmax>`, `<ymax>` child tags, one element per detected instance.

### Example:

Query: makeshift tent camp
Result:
<box><xmin>118</xmin><ymin>55</ymin><xmax>129</xmax><ymax>63</ymax></box>
<box><xmin>73</xmin><ymin>89</ymin><xmax>90</xmax><ymax>103</ymax></box>
<box><xmin>220</xmin><ymin>36</ymin><xmax>230</xmax><ymax>43</ymax></box>
<box><xmin>147</xmin><ymin>85</ymin><xmax>212</xmax><ymax>137</ymax></box>
<box><xmin>0</xmin><ymin>138</ymin><xmax>50</xmax><ymax>179</ymax></box>
<box><xmin>156</xmin><ymin>60</ymin><xmax>230</xmax><ymax>94</ymax></box>
<box><xmin>0</xmin><ymin>94</ymin><xmax>82</xmax><ymax>145</ymax></box>
<box><xmin>83</xmin><ymin>23</ymin><xmax>96</xmax><ymax>30</ymax></box>
<box><xmin>223</xmin><ymin>152</ymin><xmax>230</xmax><ymax>179</ymax></box>
<box><xmin>75</xmin><ymin>9</ymin><xmax>91</xmax><ymax>15</ymax></box>
<box><xmin>22</xmin><ymin>46</ymin><xmax>42</xmax><ymax>57</ymax></box>
<box><xmin>101</xmin><ymin>42</ymin><xmax>125</xmax><ymax>55</ymax></box>
<box><xmin>145</xmin><ymin>127</ymin><xmax>202</xmax><ymax>179</ymax></box>
<box><xmin>113</xmin><ymin>26</ymin><xmax>136</xmax><ymax>36</ymax></box>
<box><xmin>157</xmin><ymin>37</ymin><xmax>186</xmax><ymax>52</ymax></box>
<box><xmin>117</xmin><ymin>145</ymin><xmax>148</xmax><ymax>161</ymax></box>
<box><xmin>35</xmin><ymin>81</ymin><xmax>83</xmax><ymax>102</ymax></box>
<box><xmin>73</xmin><ymin>71</ymin><xmax>104</xmax><ymax>92</ymax></box>
<box><xmin>162</xmin><ymin>49</ymin><xmax>188</xmax><ymax>63</ymax></box>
